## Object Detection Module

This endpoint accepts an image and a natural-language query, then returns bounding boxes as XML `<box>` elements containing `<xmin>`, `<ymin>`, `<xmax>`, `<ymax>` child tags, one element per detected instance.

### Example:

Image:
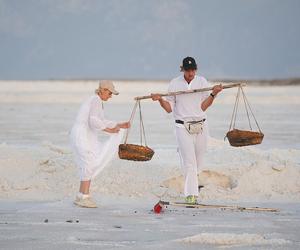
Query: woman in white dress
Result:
<box><xmin>70</xmin><ymin>80</ymin><xmax>130</xmax><ymax>208</ymax></box>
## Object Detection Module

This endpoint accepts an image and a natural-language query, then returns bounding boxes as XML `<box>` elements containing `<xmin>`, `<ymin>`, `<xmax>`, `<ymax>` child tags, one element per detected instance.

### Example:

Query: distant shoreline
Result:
<box><xmin>0</xmin><ymin>78</ymin><xmax>300</xmax><ymax>86</ymax></box>
<box><xmin>211</xmin><ymin>78</ymin><xmax>300</xmax><ymax>86</ymax></box>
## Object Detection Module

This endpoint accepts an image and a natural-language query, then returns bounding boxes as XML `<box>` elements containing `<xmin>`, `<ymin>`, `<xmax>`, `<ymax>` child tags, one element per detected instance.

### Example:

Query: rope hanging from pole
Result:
<box><xmin>226</xmin><ymin>85</ymin><xmax>264</xmax><ymax>147</ymax></box>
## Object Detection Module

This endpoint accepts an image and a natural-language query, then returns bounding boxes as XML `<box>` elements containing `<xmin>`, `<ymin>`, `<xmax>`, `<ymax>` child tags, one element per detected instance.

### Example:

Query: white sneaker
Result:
<box><xmin>74</xmin><ymin>196</ymin><xmax>97</xmax><ymax>208</ymax></box>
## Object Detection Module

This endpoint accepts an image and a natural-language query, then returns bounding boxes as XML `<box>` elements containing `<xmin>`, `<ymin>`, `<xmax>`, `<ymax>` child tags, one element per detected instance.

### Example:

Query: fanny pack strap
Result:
<box><xmin>175</xmin><ymin>118</ymin><xmax>206</xmax><ymax>124</ymax></box>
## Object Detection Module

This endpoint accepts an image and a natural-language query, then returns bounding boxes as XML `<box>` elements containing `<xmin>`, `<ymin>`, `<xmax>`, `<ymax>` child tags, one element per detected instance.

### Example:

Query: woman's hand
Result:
<box><xmin>118</xmin><ymin>121</ymin><xmax>131</xmax><ymax>129</ymax></box>
<box><xmin>111</xmin><ymin>126</ymin><xmax>121</xmax><ymax>133</ymax></box>
<box><xmin>104</xmin><ymin>122</ymin><xmax>130</xmax><ymax>133</ymax></box>
<box><xmin>103</xmin><ymin>125</ymin><xmax>120</xmax><ymax>133</ymax></box>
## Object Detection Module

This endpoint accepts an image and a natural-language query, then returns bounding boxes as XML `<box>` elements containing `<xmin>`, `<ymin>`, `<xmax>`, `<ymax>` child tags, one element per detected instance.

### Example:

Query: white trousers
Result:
<box><xmin>175</xmin><ymin>123</ymin><xmax>208</xmax><ymax>196</ymax></box>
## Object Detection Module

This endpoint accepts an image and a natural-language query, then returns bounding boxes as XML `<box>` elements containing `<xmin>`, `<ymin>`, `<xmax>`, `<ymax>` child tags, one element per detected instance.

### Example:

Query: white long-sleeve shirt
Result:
<box><xmin>74</xmin><ymin>95</ymin><xmax>116</xmax><ymax>131</ymax></box>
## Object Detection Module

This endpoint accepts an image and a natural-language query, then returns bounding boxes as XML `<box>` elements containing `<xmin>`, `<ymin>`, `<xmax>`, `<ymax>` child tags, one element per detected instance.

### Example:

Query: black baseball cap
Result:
<box><xmin>181</xmin><ymin>56</ymin><xmax>197</xmax><ymax>71</ymax></box>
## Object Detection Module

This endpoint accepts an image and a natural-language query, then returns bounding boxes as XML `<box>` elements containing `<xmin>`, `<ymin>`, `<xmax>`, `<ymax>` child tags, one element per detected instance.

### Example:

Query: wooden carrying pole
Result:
<box><xmin>134</xmin><ymin>82</ymin><xmax>246</xmax><ymax>101</ymax></box>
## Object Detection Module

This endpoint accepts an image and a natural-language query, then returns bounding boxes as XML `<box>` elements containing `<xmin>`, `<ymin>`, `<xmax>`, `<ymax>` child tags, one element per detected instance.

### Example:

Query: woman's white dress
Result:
<box><xmin>70</xmin><ymin>95</ymin><xmax>124</xmax><ymax>181</ymax></box>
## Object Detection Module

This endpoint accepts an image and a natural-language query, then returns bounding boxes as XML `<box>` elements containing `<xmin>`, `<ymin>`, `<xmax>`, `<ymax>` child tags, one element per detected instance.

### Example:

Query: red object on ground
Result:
<box><xmin>154</xmin><ymin>203</ymin><xmax>163</xmax><ymax>214</ymax></box>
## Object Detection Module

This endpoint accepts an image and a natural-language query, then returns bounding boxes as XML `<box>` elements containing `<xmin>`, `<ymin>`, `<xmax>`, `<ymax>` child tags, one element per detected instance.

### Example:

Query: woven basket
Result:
<box><xmin>118</xmin><ymin>144</ymin><xmax>154</xmax><ymax>161</ymax></box>
<box><xmin>226</xmin><ymin>129</ymin><xmax>264</xmax><ymax>147</ymax></box>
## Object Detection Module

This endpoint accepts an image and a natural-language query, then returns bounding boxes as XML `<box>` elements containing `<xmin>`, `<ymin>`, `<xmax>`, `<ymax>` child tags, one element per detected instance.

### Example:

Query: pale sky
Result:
<box><xmin>0</xmin><ymin>0</ymin><xmax>299</xmax><ymax>80</ymax></box>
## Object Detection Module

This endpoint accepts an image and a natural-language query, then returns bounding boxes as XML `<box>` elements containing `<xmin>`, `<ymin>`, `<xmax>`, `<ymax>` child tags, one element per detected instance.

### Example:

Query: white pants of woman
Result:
<box><xmin>175</xmin><ymin>123</ymin><xmax>208</xmax><ymax>197</ymax></box>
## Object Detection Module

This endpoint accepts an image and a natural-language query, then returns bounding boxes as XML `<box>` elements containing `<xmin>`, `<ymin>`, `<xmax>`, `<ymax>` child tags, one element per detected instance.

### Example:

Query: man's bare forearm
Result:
<box><xmin>201</xmin><ymin>95</ymin><xmax>214</xmax><ymax>111</ymax></box>
<box><xmin>151</xmin><ymin>93</ymin><xmax>172</xmax><ymax>113</ymax></box>
<box><xmin>159</xmin><ymin>98</ymin><xmax>172</xmax><ymax>113</ymax></box>
<box><xmin>201</xmin><ymin>84</ymin><xmax>223</xmax><ymax>111</ymax></box>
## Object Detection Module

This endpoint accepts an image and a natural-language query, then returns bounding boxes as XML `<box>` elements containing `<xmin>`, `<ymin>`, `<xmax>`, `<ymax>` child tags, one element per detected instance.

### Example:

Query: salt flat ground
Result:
<box><xmin>1</xmin><ymin>197</ymin><xmax>300</xmax><ymax>249</ymax></box>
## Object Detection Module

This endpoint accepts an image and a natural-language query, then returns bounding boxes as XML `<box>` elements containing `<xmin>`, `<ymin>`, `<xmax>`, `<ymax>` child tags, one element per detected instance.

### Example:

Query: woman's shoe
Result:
<box><xmin>74</xmin><ymin>196</ymin><xmax>97</xmax><ymax>208</ymax></box>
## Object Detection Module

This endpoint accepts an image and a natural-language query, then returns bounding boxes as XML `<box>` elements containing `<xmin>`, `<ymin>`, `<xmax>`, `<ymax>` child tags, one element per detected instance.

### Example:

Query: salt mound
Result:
<box><xmin>162</xmin><ymin>170</ymin><xmax>234</xmax><ymax>192</ymax></box>
<box><xmin>161</xmin><ymin>138</ymin><xmax>300</xmax><ymax>201</ymax></box>
<box><xmin>203</xmin><ymin>139</ymin><xmax>300</xmax><ymax>201</ymax></box>
<box><xmin>0</xmin><ymin>144</ymin><xmax>77</xmax><ymax>200</ymax></box>
<box><xmin>0</xmin><ymin>138</ymin><xmax>299</xmax><ymax>202</ymax></box>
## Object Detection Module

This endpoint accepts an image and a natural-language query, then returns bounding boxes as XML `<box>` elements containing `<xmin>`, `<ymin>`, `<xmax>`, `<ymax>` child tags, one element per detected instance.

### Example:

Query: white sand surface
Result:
<box><xmin>0</xmin><ymin>80</ymin><xmax>300</xmax><ymax>249</ymax></box>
